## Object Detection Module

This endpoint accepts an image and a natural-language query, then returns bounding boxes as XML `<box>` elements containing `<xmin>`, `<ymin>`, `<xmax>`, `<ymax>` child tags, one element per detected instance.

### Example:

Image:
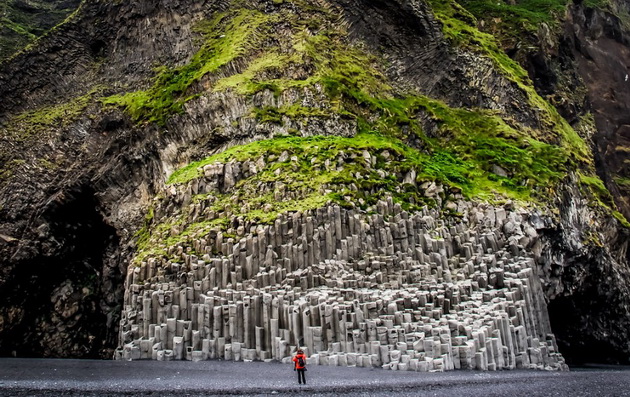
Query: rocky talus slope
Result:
<box><xmin>0</xmin><ymin>0</ymin><xmax>629</xmax><ymax>367</ymax></box>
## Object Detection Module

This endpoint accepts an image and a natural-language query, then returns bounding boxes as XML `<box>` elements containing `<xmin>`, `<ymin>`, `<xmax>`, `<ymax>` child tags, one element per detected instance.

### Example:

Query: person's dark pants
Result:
<box><xmin>297</xmin><ymin>368</ymin><xmax>306</xmax><ymax>384</ymax></box>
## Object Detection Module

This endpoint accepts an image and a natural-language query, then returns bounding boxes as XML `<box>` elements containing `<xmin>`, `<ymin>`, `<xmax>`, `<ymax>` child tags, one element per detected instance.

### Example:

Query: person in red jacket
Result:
<box><xmin>292</xmin><ymin>349</ymin><xmax>307</xmax><ymax>385</ymax></box>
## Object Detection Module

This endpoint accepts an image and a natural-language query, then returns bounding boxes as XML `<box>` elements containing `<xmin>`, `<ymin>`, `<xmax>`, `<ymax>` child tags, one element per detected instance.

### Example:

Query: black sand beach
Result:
<box><xmin>1</xmin><ymin>358</ymin><xmax>629</xmax><ymax>396</ymax></box>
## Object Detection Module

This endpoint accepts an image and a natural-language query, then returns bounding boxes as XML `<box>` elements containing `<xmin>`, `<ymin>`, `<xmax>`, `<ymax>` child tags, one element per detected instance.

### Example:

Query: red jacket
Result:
<box><xmin>293</xmin><ymin>353</ymin><xmax>307</xmax><ymax>370</ymax></box>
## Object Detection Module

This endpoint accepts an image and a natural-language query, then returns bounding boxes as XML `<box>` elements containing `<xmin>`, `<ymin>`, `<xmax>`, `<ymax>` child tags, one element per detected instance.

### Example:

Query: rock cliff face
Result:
<box><xmin>0</xmin><ymin>0</ymin><xmax>82</xmax><ymax>60</ymax></box>
<box><xmin>0</xmin><ymin>0</ymin><xmax>629</xmax><ymax>366</ymax></box>
<box><xmin>570</xmin><ymin>2</ymin><xmax>630</xmax><ymax>220</ymax></box>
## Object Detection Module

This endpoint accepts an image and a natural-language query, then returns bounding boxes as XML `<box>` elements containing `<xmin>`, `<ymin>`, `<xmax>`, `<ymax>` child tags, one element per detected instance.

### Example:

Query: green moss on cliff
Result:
<box><xmin>613</xmin><ymin>211</ymin><xmax>630</xmax><ymax>228</ymax></box>
<box><xmin>0</xmin><ymin>17</ymin><xmax>36</xmax><ymax>42</ymax></box>
<box><xmin>426</xmin><ymin>0</ymin><xmax>591</xmax><ymax>165</ymax></box>
<box><xmin>213</xmin><ymin>51</ymin><xmax>311</xmax><ymax>95</ymax></box>
<box><xmin>168</xmin><ymin>133</ymin><xmax>407</xmax><ymax>185</ymax></box>
<box><xmin>614</xmin><ymin>176</ymin><xmax>630</xmax><ymax>188</ymax></box>
<box><xmin>157</xmin><ymin>132</ymin><xmax>427</xmax><ymax>253</ymax></box>
<box><xmin>0</xmin><ymin>159</ymin><xmax>25</xmax><ymax>182</ymax></box>
<box><xmin>156</xmin><ymin>1</ymin><xmax>572</xmax><ymax>206</ymax></box>
<box><xmin>422</xmin><ymin>99</ymin><xmax>567</xmax><ymax>190</ymax></box>
<box><xmin>102</xmin><ymin>9</ymin><xmax>277</xmax><ymax>124</ymax></box>
<box><xmin>105</xmin><ymin>0</ymin><xmax>588</xmax><ymax>231</ymax></box>
<box><xmin>168</xmin><ymin>117</ymin><xmax>563</xmax><ymax>211</ymax></box>
<box><xmin>577</xmin><ymin>172</ymin><xmax>630</xmax><ymax>227</ymax></box>
<box><xmin>252</xmin><ymin>105</ymin><xmax>334</xmax><ymax>125</ymax></box>
<box><xmin>579</xmin><ymin>172</ymin><xmax>614</xmax><ymax>207</ymax></box>
<box><xmin>0</xmin><ymin>0</ymin><xmax>81</xmax><ymax>60</ymax></box>
<box><xmin>455</xmin><ymin>0</ymin><xmax>568</xmax><ymax>40</ymax></box>
<box><xmin>3</xmin><ymin>88</ymin><xmax>99</xmax><ymax>142</ymax></box>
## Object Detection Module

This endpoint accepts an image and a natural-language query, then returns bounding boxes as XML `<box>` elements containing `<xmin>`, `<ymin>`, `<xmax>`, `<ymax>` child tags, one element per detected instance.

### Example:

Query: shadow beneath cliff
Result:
<box><xmin>0</xmin><ymin>185</ymin><xmax>121</xmax><ymax>359</ymax></box>
<box><xmin>548</xmin><ymin>293</ymin><xmax>629</xmax><ymax>366</ymax></box>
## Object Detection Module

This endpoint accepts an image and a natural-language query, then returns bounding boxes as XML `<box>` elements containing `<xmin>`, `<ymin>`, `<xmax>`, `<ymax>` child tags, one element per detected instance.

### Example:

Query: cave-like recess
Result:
<box><xmin>0</xmin><ymin>185</ymin><xmax>121</xmax><ymax>358</ymax></box>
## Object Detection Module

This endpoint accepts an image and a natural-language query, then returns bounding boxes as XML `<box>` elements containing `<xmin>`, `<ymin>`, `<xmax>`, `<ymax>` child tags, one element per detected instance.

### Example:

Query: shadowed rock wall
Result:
<box><xmin>570</xmin><ymin>3</ymin><xmax>630</xmax><ymax>220</ymax></box>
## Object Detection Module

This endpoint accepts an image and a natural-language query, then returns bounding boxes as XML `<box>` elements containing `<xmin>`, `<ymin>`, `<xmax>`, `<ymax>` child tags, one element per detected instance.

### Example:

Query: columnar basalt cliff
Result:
<box><xmin>0</xmin><ymin>0</ymin><xmax>629</xmax><ymax>367</ymax></box>
<box><xmin>117</xmin><ymin>159</ymin><xmax>567</xmax><ymax>370</ymax></box>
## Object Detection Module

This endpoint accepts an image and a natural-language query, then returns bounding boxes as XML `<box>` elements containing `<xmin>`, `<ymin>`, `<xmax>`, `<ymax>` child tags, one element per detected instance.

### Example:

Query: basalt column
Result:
<box><xmin>118</xmin><ymin>190</ymin><xmax>566</xmax><ymax>371</ymax></box>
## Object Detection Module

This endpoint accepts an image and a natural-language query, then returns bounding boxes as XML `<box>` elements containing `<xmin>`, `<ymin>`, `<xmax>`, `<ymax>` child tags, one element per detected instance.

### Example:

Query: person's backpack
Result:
<box><xmin>297</xmin><ymin>356</ymin><xmax>305</xmax><ymax>367</ymax></box>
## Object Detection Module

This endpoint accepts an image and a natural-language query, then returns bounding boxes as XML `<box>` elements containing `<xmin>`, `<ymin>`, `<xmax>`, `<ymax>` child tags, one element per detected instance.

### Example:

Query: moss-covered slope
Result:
<box><xmin>0</xmin><ymin>0</ymin><xmax>81</xmax><ymax>60</ymax></box>
<box><xmin>103</xmin><ymin>0</ymin><xmax>593</xmax><ymax>203</ymax></box>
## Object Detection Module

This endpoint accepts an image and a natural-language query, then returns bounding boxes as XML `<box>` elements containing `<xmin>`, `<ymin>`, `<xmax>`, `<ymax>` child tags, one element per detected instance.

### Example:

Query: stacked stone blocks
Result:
<box><xmin>118</xmin><ymin>193</ymin><xmax>567</xmax><ymax>371</ymax></box>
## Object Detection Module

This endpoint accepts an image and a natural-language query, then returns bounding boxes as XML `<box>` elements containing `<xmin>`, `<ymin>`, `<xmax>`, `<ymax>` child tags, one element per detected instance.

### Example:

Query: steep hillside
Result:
<box><xmin>0</xmin><ymin>0</ymin><xmax>628</xmax><ymax>366</ymax></box>
<box><xmin>453</xmin><ymin>0</ymin><xmax>630</xmax><ymax>222</ymax></box>
<box><xmin>0</xmin><ymin>0</ymin><xmax>82</xmax><ymax>60</ymax></box>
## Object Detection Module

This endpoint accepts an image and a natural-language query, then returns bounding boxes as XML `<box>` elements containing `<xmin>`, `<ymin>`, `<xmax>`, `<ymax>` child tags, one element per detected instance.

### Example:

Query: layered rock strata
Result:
<box><xmin>117</xmin><ymin>162</ymin><xmax>567</xmax><ymax>371</ymax></box>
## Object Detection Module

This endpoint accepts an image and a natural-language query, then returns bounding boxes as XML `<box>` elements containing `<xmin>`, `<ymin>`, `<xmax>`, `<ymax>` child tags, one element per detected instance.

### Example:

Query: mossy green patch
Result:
<box><xmin>418</xmin><ymin>97</ymin><xmax>567</xmax><ymax>187</ymax></box>
<box><xmin>161</xmin><ymin>132</ymin><xmax>433</xmax><ymax>247</ymax></box>
<box><xmin>613</xmin><ymin>211</ymin><xmax>630</xmax><ymax>228</ymax></box>
<box><xmin>614</xmin><ymin>176</ymin><xmax>630</xmax><ymax>188</ymax></box>
<box><xmin>102</xmin><ymin>9</ymin><xmax>278</xmax><ymax>125</ymax></box>
<box><xmin>0</xmin><ymin>17</ymin><xmax>37</xmax><ymax>40</ymax></box>
<box><xmin>583</xmin><ymin>0</ymin><xmax>610</xmax><ymax>8</ymax></box>
<box><xmin>578</xmin><ymin>172</ymin><xmax>614</xmax><ymax>207</ymax></box>
<box><xmin>426</xmin><ymin>0</ymin><xmax>591</xmax><ymax>164</ymax></box>
<box><xmin>161</xmin><ymin>1</ymin><xmax>573</xmax><ymax>203</ymax></box>
<box><xmin>134</xmin><ymin>219</ymin><xmax>218</xmax><ymax>265</ymax></box>
<box><xmin>213</xmin><ymin>50</ymin><xmax>312</xmax><ymax>95</ymax></box>
<box><xmin>37</xmin><ymin>158</ymin><xmax>58</xmax><ymax>170</ymax></box>
<box><xmin>168</xmin><ymin>133</ymin><xmax>407</xmax><ymax>184</ymax></box>
<box><xmin>3</xmin><ymin>88</ymin><xmax>100</xmax><ymax>142</ymax></box>
<box><xmin>0</xmin><ymin>159</ymin><xmax>25</xmax><ymax>182</ymax></box>
<box><xmin>577</xmin><ymin>172</ymin><xmax>629</xmax><ymax>227</ymax></box>
<box><xmin>168</xmin><ymin>116</ymin><xmax>564</xmax><ymax>215</ymax></box>
<box><xmin>455</xmin><ymin>0</ymin><xmax>568</xmax><ymax>41</ymax></box>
